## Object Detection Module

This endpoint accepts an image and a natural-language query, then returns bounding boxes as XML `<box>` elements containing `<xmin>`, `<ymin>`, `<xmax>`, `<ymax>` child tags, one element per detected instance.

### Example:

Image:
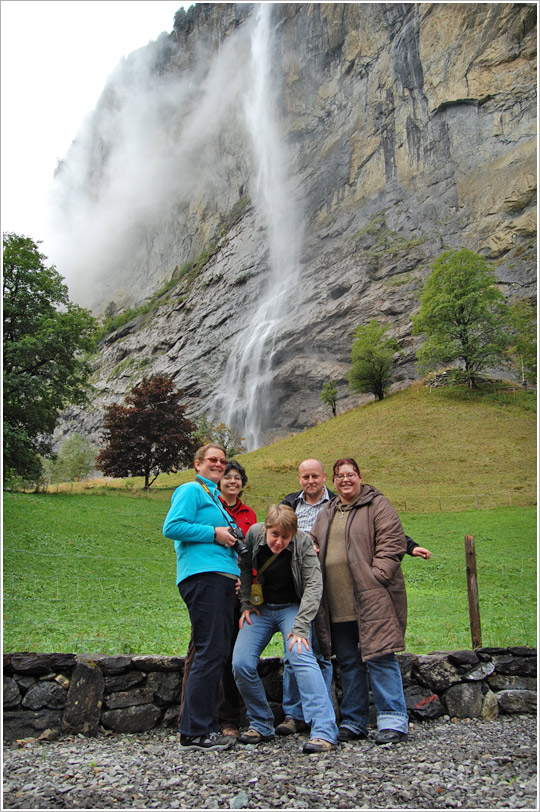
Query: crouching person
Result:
<box><xmin>232</xmin><ymin>504</ymin><xmax>338</xmax><ymax>754</ymax></box>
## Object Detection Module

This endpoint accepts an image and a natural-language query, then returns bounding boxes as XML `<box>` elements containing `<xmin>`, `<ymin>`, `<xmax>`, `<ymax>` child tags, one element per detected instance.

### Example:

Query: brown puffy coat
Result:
<box><xmin>311</xmin><ymin>483</ymin><xmax>407</xmax><ymax>662</ymax></box>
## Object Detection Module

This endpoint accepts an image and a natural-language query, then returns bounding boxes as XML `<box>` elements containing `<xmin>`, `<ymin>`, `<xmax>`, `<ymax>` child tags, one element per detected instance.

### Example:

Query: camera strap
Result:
<box><xmin>252</xmin><ymin>551</ymin><xmax>279</xmax><ymax>582</ymax></box>
<box><xmin>196</xmin><ymin>476</ymin><xmax>238</xmax><ymax>529</ymax></box>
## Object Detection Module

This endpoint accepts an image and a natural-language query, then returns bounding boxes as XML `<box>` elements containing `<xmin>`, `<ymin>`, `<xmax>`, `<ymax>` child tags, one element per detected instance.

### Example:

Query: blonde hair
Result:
<box><xmin>264</xmin><ymin>504</ymin><xmax>298</xmax><ymax>537</ymax></box>
<box><xmin>194</xmin><ymin>443</ymin><xmax>227</xmax><ymax>465</ymax></box>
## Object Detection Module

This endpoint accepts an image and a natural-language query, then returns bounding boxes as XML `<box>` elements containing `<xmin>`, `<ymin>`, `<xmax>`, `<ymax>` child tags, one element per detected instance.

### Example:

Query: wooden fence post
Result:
<box><xmin>464</xmin><ymin>535</ymin><xmax>482</xmax><ymax>648</ymax></box>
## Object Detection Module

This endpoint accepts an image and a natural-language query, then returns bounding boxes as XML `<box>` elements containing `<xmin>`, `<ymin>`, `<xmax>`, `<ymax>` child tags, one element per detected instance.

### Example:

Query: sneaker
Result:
<box><xmin>275</xmin><ymin>716</ymin><xmax>306</xmax><ymax>736</ymax></box>
<box><xmin>375</xmin><ymin>729</ymin><xmax>408</xmax><ymax>745</ymax></box>
<box><xmin>238</xmin><ymin>727</ymin><xmax>275</xmax><ymax>744</ymax></box>
<box><xmin>302</xmin><ymin>738</ymin><xmax>336</xmax><ymax>754</ymax></box>
<box><xmin>337</xmin><ymin>726</ymin><xmax>368</xmax><ymax>742</ymax></box>
<box><xmin>180</xmin><ymin>731</ymin><xmax>236</xmax><ymax>751</ymax></box>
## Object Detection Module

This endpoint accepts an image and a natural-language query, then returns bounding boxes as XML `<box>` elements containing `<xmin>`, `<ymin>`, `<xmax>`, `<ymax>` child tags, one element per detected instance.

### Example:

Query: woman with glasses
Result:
<box><xmin>163</xmin><ymin>444</ymin><xmax>240</xmax><ymax>752</ymax></box>
<box><xmin>179</xmin><ymin>459</ymin><xmax>258</xmax><ymax>740</ymax></box>
<box><xmin>311</xmin><ymin>457</ymin><xmax>409</xmax><ymax>745</ymax></box>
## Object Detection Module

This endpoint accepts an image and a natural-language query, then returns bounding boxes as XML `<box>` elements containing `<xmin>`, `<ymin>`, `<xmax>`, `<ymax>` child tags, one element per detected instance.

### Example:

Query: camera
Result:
<box><xmin>230</xmin><ymin>526</ymin><xmax>249</xmax><ymax>557</ymax></box>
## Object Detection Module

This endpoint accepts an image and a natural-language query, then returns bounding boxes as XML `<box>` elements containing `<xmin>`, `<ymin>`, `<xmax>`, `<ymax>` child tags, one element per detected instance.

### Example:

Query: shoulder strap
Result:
<box><xmin>196</xmin><ymin>476</ymin><xmax>236</xmax><ymax>528</ymax></box>
<box><xmin>253</xmin><ymin>552</ymin><xmax>279</xmax><ymax>582</ymax></box>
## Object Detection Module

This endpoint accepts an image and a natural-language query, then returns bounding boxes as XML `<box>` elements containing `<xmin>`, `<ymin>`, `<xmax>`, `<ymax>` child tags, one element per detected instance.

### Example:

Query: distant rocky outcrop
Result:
<box><xmin>51</xmin><ymin>3</ymin><xmax>537</xmax><ymax>448</ymax></box>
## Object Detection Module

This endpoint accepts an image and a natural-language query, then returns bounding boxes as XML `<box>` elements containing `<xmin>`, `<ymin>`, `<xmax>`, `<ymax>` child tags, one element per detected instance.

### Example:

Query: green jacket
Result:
<box><xmin>238</xmin><ymin>522</ymin><xmax>323</xmax><ymax>639</ymax></box>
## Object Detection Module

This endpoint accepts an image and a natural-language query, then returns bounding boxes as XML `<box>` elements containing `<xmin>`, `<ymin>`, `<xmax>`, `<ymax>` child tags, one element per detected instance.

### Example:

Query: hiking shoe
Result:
<box><xmin>180</xmin><ymin>731</ymin><xmax>236</xmax><ymax>751</ymax></box>
<box><xmin>238</xmin><ymin>728</ymin><xmax>275</xmax><ymax>744</ymax></box>
<box><xmin>375</xmin><ymin>729</ymin><xmax>408</xmax><ymax>745</ymax></box>
<box><xmin>275</xmin><ymin>716</ymin><xmax>307</xmax><ymax>736</ymax></box>
<box><xmin>220</xmin><ymin>726</ymin><xmax>240</xmax><ymax>739</ymax></box>
<box><xmin>337</xmin><ymin>726</ymin><xmax>368</xmax><ymax>742</ymax></box>
<box><xmin>302</xmin><ymin>738</ymin><xmax>336</xmax><ymax>754</ymax></box>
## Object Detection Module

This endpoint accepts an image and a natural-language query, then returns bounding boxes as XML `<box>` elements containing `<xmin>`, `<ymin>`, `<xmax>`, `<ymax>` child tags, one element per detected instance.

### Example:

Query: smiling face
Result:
<box><xmin>265</xmin><ymin>525</ymin><xmax>293</xmax><ymax>554</ymax></box>
<box><xmin>220</xmin><ymin>469</ymin><xmax>243</xmax><ymax>505</ymax></box>
<box><xmin>298</xmin><ymin>459</ymin><xmax>326</xmax><ymax>504</ymax></box>
<box><xmin>333</xmin><ymin>462</ymin><xmax>362</xmax><ymax>504</ymax></box>
<box><xmin>194</xmin><ymin>446</ymin><xmax>227</xmax><ymax>484</ymax></box>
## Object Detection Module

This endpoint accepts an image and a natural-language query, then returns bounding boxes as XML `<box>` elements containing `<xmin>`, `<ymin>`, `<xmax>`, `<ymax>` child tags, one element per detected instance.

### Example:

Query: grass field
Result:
<box><xmin>3</xmin><ymin>491</ymin><xmax>536</xmax><ymax>656</ymax></box>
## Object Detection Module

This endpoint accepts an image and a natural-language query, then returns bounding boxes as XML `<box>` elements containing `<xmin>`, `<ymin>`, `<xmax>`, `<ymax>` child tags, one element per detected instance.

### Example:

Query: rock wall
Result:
<box><xmin>50</xmin><ymin>3</ymin><xmax>537</xmax><ymax>447</ymax></box>
<box><xmin>3</xmin><ymin>647</ymin><xmax>536</xmax><ymax>741</ymax></box>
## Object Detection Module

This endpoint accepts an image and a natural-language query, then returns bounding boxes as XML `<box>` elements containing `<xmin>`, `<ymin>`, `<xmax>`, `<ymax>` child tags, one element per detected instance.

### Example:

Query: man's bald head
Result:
<box><xmin>298</xmin><ymin>459</ymin><xmax>326</xmax><ymax>505</ymax></box>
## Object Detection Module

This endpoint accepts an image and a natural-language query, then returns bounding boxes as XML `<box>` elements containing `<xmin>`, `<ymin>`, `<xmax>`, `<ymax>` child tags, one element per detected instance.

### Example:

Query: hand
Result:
<box><xmin>239</xmin><ymin>608</ymin><xmax>259</xmax><ymax>629</ymax></box>
<box><xmin>214</xmin><ymin>526</ymin><xmax>236</xmax><ymax>547</ymax></box>
<box><xmin>412</xmin><ymin>546</ymin><xmax>432</xmax><ymax>559</ymax></box>
<box><xmin>235</xmin><ymin>577</ymin><xmax>241</xmax><ymax>596</ymax></box>
<box><xmin>287</xmin><ymin>631</ymin><xmax>310</xmax><ymax>654</ymax></box>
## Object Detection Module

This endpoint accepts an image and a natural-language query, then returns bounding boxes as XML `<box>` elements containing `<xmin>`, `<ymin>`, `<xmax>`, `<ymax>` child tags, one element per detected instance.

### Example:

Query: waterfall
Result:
<box><xmin>216</xmin><ymin>4</ymin><xmax>303</xmax><ymax>451</ymax></box>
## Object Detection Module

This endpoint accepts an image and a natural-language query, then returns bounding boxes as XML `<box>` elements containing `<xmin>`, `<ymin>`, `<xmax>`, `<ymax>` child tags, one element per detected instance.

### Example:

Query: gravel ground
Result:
<box><xmin>3</xmin><ymin>715</ymin><xmax>537</xmax><ymax>810</ymax></box>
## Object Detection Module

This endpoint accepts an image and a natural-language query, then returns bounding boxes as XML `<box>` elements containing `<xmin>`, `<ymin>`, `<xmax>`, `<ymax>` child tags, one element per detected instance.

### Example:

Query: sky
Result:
<box><xmin>1</xmin><ymin>0</ymin><xmax>190</xmax><ymax>250</ymax></box>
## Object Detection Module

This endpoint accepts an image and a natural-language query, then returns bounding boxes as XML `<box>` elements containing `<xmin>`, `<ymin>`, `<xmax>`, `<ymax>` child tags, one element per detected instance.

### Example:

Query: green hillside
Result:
<box><xmin>4</xmin><ymin>382</ymin><xmax>537</xmax><ymax>655</ymax></box>
<box><xmin>146</xmin><ymin>382</ymin><xmax>536</xmax><ymax>517</ymax></box>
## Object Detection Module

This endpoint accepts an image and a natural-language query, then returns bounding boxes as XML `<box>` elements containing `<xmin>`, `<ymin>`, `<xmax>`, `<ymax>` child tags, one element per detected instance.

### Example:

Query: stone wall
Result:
<box><xmin>3</xmin><ymin>647</ymin><xmax>536</xmax><ymax>742</ymax></box>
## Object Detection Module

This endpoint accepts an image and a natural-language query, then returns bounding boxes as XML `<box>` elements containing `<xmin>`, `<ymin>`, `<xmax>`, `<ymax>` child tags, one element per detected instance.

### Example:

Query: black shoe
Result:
<box><xmin>180</xmin><ymin>731</ymin><xmax>236</xmax><ymax>751</ymax></box>
<box><xmin>375</xmin><ymin>729</ymin><xmax>408</xmax><ymax>745</ymax></box>
<box><xmin>337</xmin><ymin>726</ymin><xmax>368</xmax><ymax>742</ymax></box>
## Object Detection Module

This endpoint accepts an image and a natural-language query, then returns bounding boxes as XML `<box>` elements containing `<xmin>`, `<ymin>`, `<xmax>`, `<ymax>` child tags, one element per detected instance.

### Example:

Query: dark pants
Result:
<box><xmin>180</xmin><ymin>603</ymin><xmax>243</xmax><ymax>730</ymax></box>
<box><xmin>331</xmin><ymin>621</ymin><xmax>408</xmax><ymax>735</ymax></box>
<box><xmin>178</xmin><ymin>572</ymin><xmax>236</xmax><ymax>737</ymax></box>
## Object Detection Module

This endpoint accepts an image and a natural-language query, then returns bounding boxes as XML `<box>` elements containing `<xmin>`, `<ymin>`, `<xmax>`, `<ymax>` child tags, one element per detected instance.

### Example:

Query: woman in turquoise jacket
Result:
<box><xmin>163</xmin><ymin>443</ymin><xmax>240</xmax><ymax>752</ymax></box>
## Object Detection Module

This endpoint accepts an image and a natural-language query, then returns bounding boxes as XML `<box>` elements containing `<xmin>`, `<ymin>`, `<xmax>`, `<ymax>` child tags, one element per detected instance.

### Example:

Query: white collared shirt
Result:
<box><xmin>295</xmin><ymin>486</ymin><xmax>332</xmax><ymax>532</ymax></box>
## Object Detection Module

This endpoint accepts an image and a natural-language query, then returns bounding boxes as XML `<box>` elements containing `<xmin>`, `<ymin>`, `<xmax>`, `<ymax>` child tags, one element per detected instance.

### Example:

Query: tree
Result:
<box><xmin>95</xmin><ymin>375</ymin><xmax>197</xmax><ymax>489</ymax></box>
<box><xmin>412</xmin><ymin>248</ymin><xmax>510</xmax><ymax>388</ymax></box>
<box><xmin>348</xmin><ymin>320</ymin><xmax>400</xmax><ymax>400</ymax></box>
<box><xmin>194</xmin><ymin>415</ymin><xmax>246</xmax><ymax>457</ymax></box>
<box><xmin>320</xmin><ymin>380</ymin><xmax>338</xmax><ymax>417</ymax></box>
<box><xmin>42</xmin><ymin>434</ymin><xmax>97</xmax><ymax>485</ymax></box>
<box><xmin>506</xmin><ymin>298</ymin><xmax>537</xmax><ymax>385</ymax></box>
<box><xmin>3</xmin><ymin>233</ymin><xmax>98</xmax><ymax>480</ymax></box>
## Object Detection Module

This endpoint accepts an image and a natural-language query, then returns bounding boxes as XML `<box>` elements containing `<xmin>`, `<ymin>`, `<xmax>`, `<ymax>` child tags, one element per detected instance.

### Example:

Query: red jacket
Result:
<box><xmin>220</xmin><ymin>497</ymin><xmax>257</xmax><ymax>535</ymax></box>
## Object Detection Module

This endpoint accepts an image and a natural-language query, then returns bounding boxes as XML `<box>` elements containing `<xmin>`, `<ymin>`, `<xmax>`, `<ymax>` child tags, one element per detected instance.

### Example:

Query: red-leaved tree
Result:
<box><xmin>96</xmin><ymin>375</ymin><xmax>197</xmax><ymax>489</ymax></box>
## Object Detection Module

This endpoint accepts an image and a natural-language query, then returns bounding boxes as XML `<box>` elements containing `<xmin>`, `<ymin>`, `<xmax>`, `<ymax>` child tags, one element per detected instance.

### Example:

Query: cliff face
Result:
<box><xmin>51</xmin><ymin>3</ymin><xmax>537</xmax><ymax>449</ymax></box>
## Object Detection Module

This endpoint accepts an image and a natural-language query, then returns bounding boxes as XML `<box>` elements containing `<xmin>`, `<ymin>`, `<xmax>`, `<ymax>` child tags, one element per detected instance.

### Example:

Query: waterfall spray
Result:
<box><xmin>217</xmin><ymin>4</ymin><xmax>303</xmax><ymax>450</ymax></box>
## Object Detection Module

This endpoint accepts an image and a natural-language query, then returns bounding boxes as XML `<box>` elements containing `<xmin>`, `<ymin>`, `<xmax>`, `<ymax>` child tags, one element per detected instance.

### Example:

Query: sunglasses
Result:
<box><xmin>203</xmin><ymin>456</ymin><xmax>227</xmax><ymax>466</ymax></box>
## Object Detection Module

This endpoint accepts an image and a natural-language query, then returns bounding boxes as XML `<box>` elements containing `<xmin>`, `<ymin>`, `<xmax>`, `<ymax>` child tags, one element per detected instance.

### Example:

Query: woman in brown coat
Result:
<box><xmin>311</xmin><ymin>457</ymin><xmax>409</xmax><ymax>745</ymax></box>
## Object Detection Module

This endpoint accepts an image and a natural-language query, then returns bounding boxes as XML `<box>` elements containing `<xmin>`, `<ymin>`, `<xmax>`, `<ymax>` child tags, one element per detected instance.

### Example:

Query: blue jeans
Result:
<box><xmin>233</xmin><ymin>604</ymin><xmax>338</xmax><ymax>743</ymax></box>
<box><xmin>178</xmin><ymin>572</ymin><xmax>236</xmax><ymax>737</ymax></box>
<box><xmin>331</xmin><ymin>621</ymin><xmax>408</xmax><ymax>735</ymax></box>
<box><xmin>282</xmin><ymin>624</ymin><xmax>333</xmax><ymax>721</ymax></box>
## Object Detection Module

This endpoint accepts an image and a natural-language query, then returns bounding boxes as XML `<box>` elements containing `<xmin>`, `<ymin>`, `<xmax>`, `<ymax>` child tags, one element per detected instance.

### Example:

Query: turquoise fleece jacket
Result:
<box><xmin>163</xmin><ymin>476</ymin><xmax>241</xmax><ymax>585</ymax></box>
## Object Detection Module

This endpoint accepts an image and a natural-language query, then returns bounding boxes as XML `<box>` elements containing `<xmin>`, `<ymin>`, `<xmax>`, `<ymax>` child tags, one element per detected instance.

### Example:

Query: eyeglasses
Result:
<box><xmin>203</xmin><ymin>456</ymin><xmax>227</xmax><ymax>466</ymax></box>
<box><xmin>334</xmin><ymin>473</ymin><xmax>358</xmax><ymax>481</ymax></box>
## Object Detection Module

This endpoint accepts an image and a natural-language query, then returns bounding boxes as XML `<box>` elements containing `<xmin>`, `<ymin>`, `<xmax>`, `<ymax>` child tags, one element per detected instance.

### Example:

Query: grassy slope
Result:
<box><xmin>116</xmin><ymin>383</ymin><xmax>536</xmax><ymax>516</ymax></box>
<box><xmin>4</xmin><ymin>382</ymin><xmax>536</xmax><ymax>656</ymax></box>
<box><xmin>3</xmin><ymin>495</ymin><xmax>536</xmax><ymax>655</ymax></box>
